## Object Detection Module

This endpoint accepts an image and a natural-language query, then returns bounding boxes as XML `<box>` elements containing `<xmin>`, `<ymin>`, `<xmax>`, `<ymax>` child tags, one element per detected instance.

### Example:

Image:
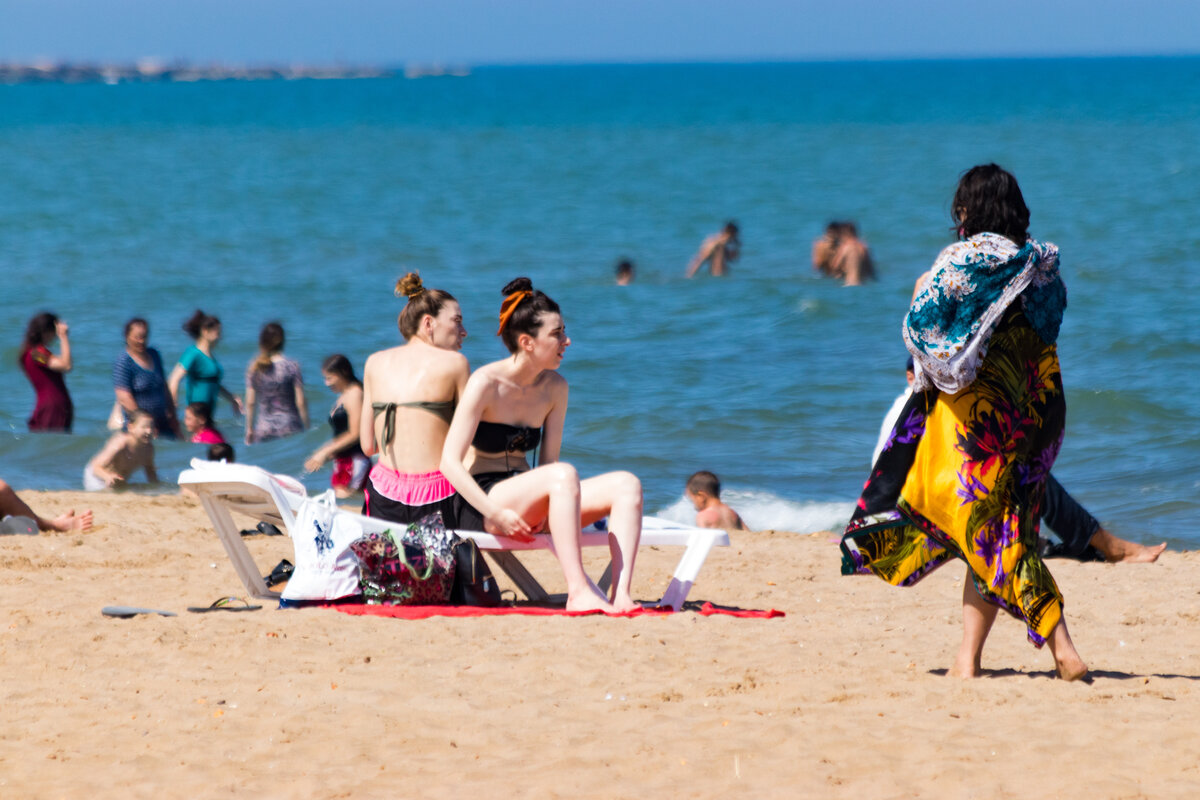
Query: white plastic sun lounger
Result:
<box><xmin>178</xmin><ymin>460</ymin><xmax>729</xmax><ymax>611</ymax></box>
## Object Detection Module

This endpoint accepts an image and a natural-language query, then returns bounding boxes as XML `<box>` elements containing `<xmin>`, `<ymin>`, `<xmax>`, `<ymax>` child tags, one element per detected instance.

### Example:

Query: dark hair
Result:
<box><xmin>686</xmin><ymin>470</ymin><xmax>721</xmax><ymax>498</ymax></box>
<box><xmin>127</xmin><ymin>408</ymin><xmax>153</xmax><ymax>427</ymax></box>
<box><xmin>182</xmin><ymin>310</ymin><xmax>221</xmax><ymax>340</ymax></box>
<box><xmin>724</xmin><ymin>221</ymin><xmax>739</xmax><ymax>236</ymax></box>
<box><xmin>185</xmin><ymin>401</ymin><xmax>214</xmax><ymax>429</ymax></box>
<box><xmin>395</xmin><ymin>272</ymin><xmax>458</xmax><ymax>341</ymax></box>
<box><xmin>322</xmin><ymin>353</ymin><xmax>360</xmax><ymax>386</ymax></box>
<box><xmin>124</xmin><ymin>317</ymin><xmax>148</xmax><ymax>338</ymax></box>
<box><xmin>497</xmin><ymin>277</ymin><xmax>561</xmax><ymax>353</ymax></box>
<box><xmin>207</xmin><ymin>442</ymin><xmax>235</xmax><ymax>462</ymax></box>
<box><xmin>22</xmin><ymin>312</ymin><xmax>58</xmax><ymax>355</ymax></box>
<box><xmin>952</xmin><ymin>164</ymin><xmax>1029</xmax><ymax>246</ymax></box>
<box><xmin>253</xmin><ymin>322</ymin><xmax>285</xmax><ymax>373</ymax></box>
<box><xmin>615</xmin><ymin>260</ymin><xmax>634</xmax><ymax>278</ymax></box>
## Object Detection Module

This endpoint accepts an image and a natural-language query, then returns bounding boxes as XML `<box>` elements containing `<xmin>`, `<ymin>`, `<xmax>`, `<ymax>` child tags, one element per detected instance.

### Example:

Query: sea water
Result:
<box><xmin>2</xmin><ymin>59</ymin><xmax>1198</xmax><ymax>546</ymax></box>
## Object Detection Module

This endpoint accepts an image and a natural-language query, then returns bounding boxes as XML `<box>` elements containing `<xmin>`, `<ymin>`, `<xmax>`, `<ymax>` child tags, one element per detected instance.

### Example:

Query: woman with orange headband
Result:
<box><xmin>441</xmin><ymin>277</ymin><xmax>644</xmax><ymax>613</ymax></box>
<box><xmin>359</xmin><ymin>272</ymin><xmax>469</xmax><ymax>525</ymax></box>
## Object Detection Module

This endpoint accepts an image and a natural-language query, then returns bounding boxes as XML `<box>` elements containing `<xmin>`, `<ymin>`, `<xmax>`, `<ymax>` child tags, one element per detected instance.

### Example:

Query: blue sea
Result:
<box><xmin>2</xmin><ymin>59</ymin><xmax>1198</xmax><ymax>546</ymax></box>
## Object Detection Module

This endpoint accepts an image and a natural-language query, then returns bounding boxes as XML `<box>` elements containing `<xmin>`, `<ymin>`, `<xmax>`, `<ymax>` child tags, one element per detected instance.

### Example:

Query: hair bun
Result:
<box><xmin>502</xmin><ymin>277</ymin><xmax>533</xmax><ymax>296</ymax></box>
<box><xmin>395</xmin><ymin>272</ymin><xmax>424</xmax><ymax>299</ymax></box>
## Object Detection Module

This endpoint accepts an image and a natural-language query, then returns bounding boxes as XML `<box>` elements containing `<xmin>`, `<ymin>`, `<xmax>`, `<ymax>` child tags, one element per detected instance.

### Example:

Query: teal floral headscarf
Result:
<box><xmin>904</xmin><ymin>232</ymin><xmax>1066</xmax><ymax>394</ymax></box>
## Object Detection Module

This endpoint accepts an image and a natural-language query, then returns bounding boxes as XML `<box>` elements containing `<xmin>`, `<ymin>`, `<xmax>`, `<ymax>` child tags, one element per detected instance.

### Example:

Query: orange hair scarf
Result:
<box><xmin>496</xmin><ymin>290</ymin><xmax>531</xmax><ymax>335</ymax></box>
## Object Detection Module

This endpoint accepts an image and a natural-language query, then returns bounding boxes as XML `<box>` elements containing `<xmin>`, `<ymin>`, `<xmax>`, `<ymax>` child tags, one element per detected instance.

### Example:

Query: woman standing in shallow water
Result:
<box><xmin>440</xmin><ymin>277</ymin><xmax>644</xmax><ymax>613</ymax></box>
<box><xmin>20</xmin><ymin>312</ymin><xmax>74</xmax><ymax>433</ymax></box>
<box><xmin>841</xmin><ymin>164</ymin><xmax>1087</xmax><ymax>680</ymax></box>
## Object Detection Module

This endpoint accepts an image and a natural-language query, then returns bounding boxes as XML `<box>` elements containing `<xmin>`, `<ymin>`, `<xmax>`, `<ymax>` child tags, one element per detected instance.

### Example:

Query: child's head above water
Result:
<box><xmin>183</xmin><ymin>402</ymin><xmax>212</xmax><ymax>434</ymax></box>
<box><xmin>685</xmin><ymin>470</ymin><xmax>721</xmax><ymax>508</ymax></box>
<box><xmin>127</xmin><ymin>409</ymin><xmax>155</xmax><ymax>442</ymax></box>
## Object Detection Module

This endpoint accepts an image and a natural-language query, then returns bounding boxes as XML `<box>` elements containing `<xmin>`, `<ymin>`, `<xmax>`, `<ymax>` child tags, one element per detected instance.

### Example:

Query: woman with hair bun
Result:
<box><xmin>168</xmin><ymin>310</ymin><xmax>242</xmax><ymax>420</ymax></box>
<box><xmin>441</xmin><ymin>277</ymin><xmax>644</xmax><ymax>613</ymax></box>
<box><xmin>244</xmin><ymin>321</ymin><xmax>307</xmax><ymax>444</ymax></box>
<box><xmin>359</xmin><ymin>272</ymin><xmax>469</xmax><ymax>524</ymax></box>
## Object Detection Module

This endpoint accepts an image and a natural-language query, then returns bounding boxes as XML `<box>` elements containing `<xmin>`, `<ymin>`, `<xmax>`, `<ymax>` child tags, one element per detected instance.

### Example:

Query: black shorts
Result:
<box><xmin>452</xmin><ymin>470</ymin><xmax>523</xmax><ymax>533</ymax></box>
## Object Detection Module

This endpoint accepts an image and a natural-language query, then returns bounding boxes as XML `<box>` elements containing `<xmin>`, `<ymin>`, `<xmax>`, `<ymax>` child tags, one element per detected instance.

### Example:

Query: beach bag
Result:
<box><xmin>350</xmin><ymin>511</ymin><xmax>458</xmax><ymax>605</ymax></box>
<box><xmin>450</xmin><ymin>537</ymin><xmax>503</xmax><ymax>607</ymax></box>
<box><xmin>280</xmin><ymin>490</ymin><xmax>364</xmax><ymax>601</ymax></box>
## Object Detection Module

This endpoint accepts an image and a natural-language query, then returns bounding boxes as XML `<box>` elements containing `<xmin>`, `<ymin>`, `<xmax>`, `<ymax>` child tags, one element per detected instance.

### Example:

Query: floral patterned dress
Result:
<box><xmin>841</xmin><ymin>234</ymin><xmax>1068</xmax><ymax>647</ymax></box>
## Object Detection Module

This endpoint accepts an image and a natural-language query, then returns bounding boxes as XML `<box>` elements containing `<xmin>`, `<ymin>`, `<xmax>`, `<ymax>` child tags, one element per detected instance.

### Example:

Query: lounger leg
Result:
<box><xmin>487</xmin><ymin>551</ymin><xmax>550</xmax><ymax>603</ymax></box>
<box><xmin>197</xmin><ymin>493</ymin><xmax>278</xmax><ymax>600</ymax></box>
<box><xmin>654</xmin><ymin>531</ymin><xmax>721</xmax><ymax>612</ymax></box>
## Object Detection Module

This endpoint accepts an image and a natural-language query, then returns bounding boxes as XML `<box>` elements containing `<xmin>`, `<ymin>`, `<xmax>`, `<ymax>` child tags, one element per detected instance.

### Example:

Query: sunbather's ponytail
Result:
<box><xmin>395</xmin><ymin>272</ymin><xmax>457</xmax><ymax>341</ymax></box>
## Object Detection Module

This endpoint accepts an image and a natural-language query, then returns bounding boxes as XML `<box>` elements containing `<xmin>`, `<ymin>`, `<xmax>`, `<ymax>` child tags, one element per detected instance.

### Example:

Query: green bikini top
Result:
<box><xmin>372</xmin><ymin>400</ymin><xmax>455</xmax><ymax>445</ymax></box>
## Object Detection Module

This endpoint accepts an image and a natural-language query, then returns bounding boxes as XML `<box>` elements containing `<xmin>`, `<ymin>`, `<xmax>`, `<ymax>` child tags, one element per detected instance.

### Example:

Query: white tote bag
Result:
<box><xmin>280</xmin><ymin>490</ymin><xmax>363</xmax><ymax>601</ymax></box>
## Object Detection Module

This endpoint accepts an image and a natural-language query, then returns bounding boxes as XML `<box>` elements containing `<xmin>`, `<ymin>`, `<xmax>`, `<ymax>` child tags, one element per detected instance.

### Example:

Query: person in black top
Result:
<box><xmin>441</xmin><ymin>277</ymin><xmax>644</xmax><ymax>613</ymax></box>
<box><xmin>305</xmin><ymin>354</ymin><xmax>369</xmax><ymax>497</ymax></box>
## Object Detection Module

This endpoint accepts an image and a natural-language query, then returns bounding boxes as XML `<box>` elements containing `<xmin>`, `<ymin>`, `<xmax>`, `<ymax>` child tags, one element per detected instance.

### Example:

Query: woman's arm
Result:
<box><xmin>219</xmin><ymin>384</ymin><xmax>244</xmax><ymax>415</ymax></box>
<box><xmin>440</xmin><ymin>370</ymin><xmax>532</xmax><ymax>540</ymax></box>
<box><xmin>243</xmin><ymin>382</ymin><xmax>257</xmax><ymax>444</ymax></box>
<box><xmin>294</xmin><ymin>372</ymin><xmax>309</xmax><ymax>430</ymax></box>
<box><xmin>359</xmin><ymin>358</ymin><xmax>378</xmax><ymax>457</ymax></box>
<box><xmin>537</xmin><ymin>378</ymin><xmax>568</xmax><ymax>466</ymax></box>
<box><xmin>167</xmin><ymin>364</ymin><xmax>186</xmax><ymax>406</ymax></box>
<box><xmin>45</xmin><ymin>322</ymin><xmax>72</xmax><ymax>372</ymax></box>
<box><xmin>306</xmin><ymin>386</ymin><xmax>362</xmax><ymax>471</ymax></box>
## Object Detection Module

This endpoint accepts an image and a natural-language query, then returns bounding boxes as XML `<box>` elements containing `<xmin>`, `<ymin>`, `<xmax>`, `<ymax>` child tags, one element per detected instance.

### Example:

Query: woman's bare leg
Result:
<box><xmin>580</xmin><ymin>471</ymin><xmax>643</xmax><ymax>612</ymax></box>
<box><xmin>1047</xmin><ymin>617</ymin><xmax>1089</xmax><ymax>681</ymax></box>
<box><xmin>486</xmin><ymin>464</ymin><xmax>612</xmax><ymax>612</ymax></box>
<box><xmin>950</xmin><ymin>572</ymin><xmax>998</xmax><ymax>678</ymax></box>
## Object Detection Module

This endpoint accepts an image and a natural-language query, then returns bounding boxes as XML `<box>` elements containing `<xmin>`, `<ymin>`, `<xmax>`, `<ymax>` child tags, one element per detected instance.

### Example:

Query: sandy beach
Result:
<box><xmin>1</xmin><ymin>489</ymin><xmax>1196</xmax><ymax>798</ymax></box>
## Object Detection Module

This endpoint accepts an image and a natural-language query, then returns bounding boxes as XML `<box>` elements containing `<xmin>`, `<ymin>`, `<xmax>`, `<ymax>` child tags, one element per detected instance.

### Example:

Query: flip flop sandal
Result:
<box><xmin>239</xmin><ymin>522</ymin><xmax>284</xmax><ymax>537</ymax></box>
<box><xmin>187</xmin><ymin>597</ymin><xmax>263</xmax><ymax>613</ymax></box>
<box><xmin>102</xmin><ymin>606</ymin><xmax>177</xmax><ymax>618</ymax></box>
<box><xmin>263</xmin><ymin>559</ymin><xmax>294</xmax><ymax>587</ymax></box>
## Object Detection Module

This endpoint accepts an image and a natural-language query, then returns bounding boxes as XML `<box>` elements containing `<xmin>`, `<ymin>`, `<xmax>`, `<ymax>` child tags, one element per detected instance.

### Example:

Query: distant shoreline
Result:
<box><xmin>0</xmin><ymin>61</ymin><xmax>472</xmax><ymax>85</ymax></box>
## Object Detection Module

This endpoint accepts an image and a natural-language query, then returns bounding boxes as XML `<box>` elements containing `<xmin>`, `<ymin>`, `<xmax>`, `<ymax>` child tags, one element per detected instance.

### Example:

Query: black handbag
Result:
<box><xmin>450</xmin><ymin>537</ymin><xmax>502</xmax><ymax>606</ymax></box>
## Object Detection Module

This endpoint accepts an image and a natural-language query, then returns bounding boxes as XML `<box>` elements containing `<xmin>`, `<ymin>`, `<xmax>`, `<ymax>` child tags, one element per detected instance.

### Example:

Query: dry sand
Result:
<box><xmin>1</xmin><ymin>489</ymin><xmax>1197</xmax><ymax>799</ymax></box>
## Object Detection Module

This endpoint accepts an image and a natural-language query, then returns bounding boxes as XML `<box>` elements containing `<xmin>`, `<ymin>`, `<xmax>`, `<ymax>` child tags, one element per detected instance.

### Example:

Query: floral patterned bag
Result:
<box><xmin>350</xmin><ymin>511</ymin><xmax>458</xmax><ymax>605</ymax></box>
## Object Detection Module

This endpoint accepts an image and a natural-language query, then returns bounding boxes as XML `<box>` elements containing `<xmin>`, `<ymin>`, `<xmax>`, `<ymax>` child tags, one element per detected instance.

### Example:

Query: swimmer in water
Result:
<box><xmin>685</xmin><ymin>221</ymin><xmax>740</xmax><ymax>278</ymax></box>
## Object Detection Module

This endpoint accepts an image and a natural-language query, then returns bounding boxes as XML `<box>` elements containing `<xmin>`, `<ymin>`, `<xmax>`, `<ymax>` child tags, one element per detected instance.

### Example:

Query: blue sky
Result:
<box><xmin>4</xmin><ymin>0</ymin><xmax>1199</xmax><ymax>64</ymax></box>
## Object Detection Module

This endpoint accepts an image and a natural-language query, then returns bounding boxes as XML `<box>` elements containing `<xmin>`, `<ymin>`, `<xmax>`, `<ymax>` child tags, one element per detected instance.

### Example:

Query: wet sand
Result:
<box><xmin>1</xmin><ymin>490</ymin><xmax>1195</xmax><ymax>799</ymax></box>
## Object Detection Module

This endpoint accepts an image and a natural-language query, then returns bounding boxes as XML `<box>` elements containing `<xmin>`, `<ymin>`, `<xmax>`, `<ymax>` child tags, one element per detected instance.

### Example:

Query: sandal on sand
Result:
<box><xmin>263</xmin><ymin>559</ymin><xmax>294</xmax><ymax>587</ymax></box>
<box><xmin>102</xmin><ymin>606</ymin><xmax>177</xmax><ymax>618</ymax></box>
<box><xmin>239</xmin><ymin>522</ymin><xmax>284</xmax><ymax>537</ymax></box>
<box><xmin>187</xmin><ymin>597</ymin><xmax>262</xmax><ymax>613</ymax></box>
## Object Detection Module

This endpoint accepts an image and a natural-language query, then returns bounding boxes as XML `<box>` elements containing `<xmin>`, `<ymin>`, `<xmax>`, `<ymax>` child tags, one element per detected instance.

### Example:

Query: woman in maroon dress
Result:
<box><xmin>19</xmin><ymin>312</ymin><xmax>74</xmax><ymax>433</ymax></box>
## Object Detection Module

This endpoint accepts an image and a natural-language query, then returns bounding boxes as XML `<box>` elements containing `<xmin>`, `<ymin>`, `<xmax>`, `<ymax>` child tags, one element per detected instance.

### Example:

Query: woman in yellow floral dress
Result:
<box><xmin>841</xmin><ymin>164</ymin><xmax>1088</xmax><ymax>681</ymax></box>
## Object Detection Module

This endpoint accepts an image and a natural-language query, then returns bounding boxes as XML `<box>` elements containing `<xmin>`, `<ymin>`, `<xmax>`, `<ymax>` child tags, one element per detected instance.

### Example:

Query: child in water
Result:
<box><xmin>84</xmin><ymin>410</ymin><xmax>158</xmax><ymax>490</ymax></box>
<box><xmin>184</xmin><ymin>402</ymin><xmax>226</xmax><ymax>444</ymax></box>
<box><xmin>685</xmin><ymin>471</ymin><xmax>747</xmax><ymax>530</ymax></box>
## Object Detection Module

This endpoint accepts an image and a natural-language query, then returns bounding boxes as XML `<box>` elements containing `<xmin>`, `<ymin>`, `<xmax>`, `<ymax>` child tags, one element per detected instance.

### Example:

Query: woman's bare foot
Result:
<box><xmin>1055</xmin><ymin>655</ymin><xmax>1089</xmax><ymax>681</ymax></box>
<box><xmin>46</xmin><ymin>509</ymin><xmax>93</xmax><ymax>532</ymax></box>
<box><xmin>1090</xmin><ymin>528</ymin><xmax>1166</xmax><ymax>563</ymax></box>
<box><xmin>565</xmin><ymin>588</ymin><xmax>615</xmax><ymax>613</ymax></box>
<box><xmin>609</xmin><ymin>593</ymin><xmax>642</xmax><ymax>614</ymax></box>
<box><xmin>947</xmin><ymin>650</ymin><xmax>983</xmax><ymax>678</ymax></box>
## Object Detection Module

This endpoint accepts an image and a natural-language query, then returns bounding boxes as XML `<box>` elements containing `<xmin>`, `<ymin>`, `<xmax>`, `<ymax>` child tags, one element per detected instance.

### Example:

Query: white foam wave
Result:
<box><xmin>654</xmin><ymin>489</ymin><xmax>853</xmax><ymax>534</ymax></box>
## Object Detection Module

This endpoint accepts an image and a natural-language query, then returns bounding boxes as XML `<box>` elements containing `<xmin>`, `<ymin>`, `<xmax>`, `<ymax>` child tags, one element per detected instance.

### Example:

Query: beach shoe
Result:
<box><xmin>239</xmin><ymin>522</ymin><xmax>284</xmax><ymax>537</ymax></box>
<box><xmin>187</xmin><ymin>597</ymin><xmax>263</xmax><ymax>613</ymax></box>
<box><xmin>102</xmin><ymin>606</ymin><xmax>177</xmax><ymax>618</ymax></box>
<box><xmin>263</xmin><ymin>559</ymin><xmax>294</xmax><ymax>587</ymax></box>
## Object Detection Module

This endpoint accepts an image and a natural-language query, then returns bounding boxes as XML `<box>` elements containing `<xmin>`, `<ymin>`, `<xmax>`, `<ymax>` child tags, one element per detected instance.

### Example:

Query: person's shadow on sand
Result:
<box><xmin>929</xmin><ymin>667</ymin><xmax>1200</xmax><ymax>683</ymax></box>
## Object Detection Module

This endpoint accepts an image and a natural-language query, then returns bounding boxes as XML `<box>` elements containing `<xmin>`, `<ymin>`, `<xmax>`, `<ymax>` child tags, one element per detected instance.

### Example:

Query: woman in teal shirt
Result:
<box><xmin>168</xmin><ymin>310</ymin><xmax>243</xmax><ymax>419</ymax></box>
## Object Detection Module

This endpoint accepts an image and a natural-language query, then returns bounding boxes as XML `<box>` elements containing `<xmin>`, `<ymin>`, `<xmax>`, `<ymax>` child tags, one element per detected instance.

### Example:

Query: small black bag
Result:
<box><xmin>450</xmin><ymin>537</ymin><xmax>502</xmax><ymax>606</ymax></box>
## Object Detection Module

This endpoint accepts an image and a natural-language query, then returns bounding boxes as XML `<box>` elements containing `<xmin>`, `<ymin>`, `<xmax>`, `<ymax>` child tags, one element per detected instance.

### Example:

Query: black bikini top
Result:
<box><xmin>372</xmin><ymin>400</ymin><xmax>455</xmax><ymax>446</ymax></box>
<box><xmin>472</xmin><ymin>420</ymin><xmax>541</xmax><ymax>454</ymax></box>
